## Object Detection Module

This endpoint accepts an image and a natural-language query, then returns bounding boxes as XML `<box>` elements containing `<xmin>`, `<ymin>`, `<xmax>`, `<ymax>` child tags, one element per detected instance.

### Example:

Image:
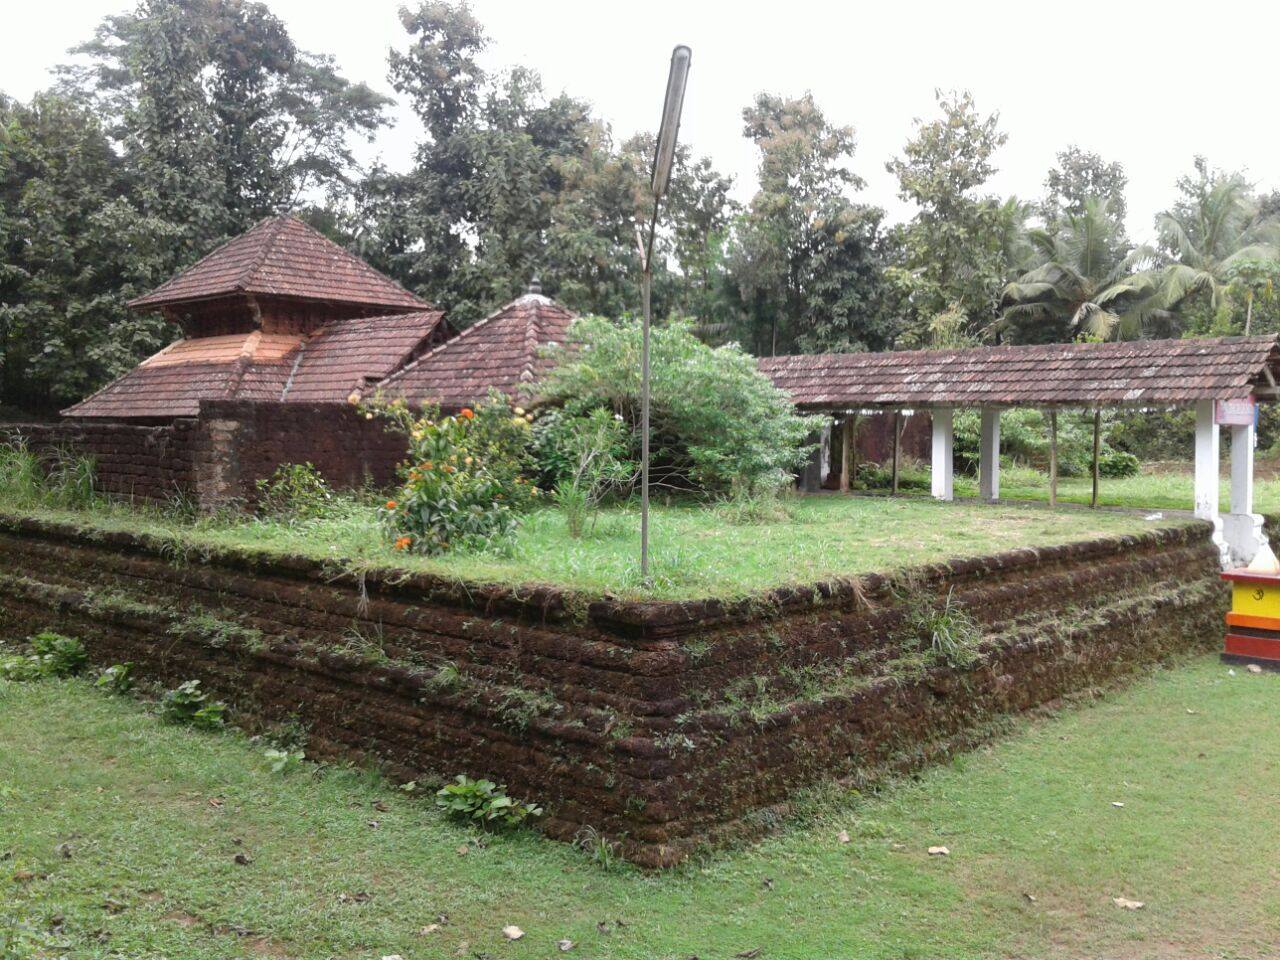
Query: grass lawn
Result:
<box><xmin>2</xmin><ymin>658</ymin><xmax>1277</xmax><ymax>959</ymax></box>
<box><xmin>867</xmin><ymin>461</ymin><xmax>1280</xmax><ymax>515</ymax></box>
<box><xmin>0</xmin><ymin>495</ymin><xmax>1172</xmax><ymax>600</ymax></box>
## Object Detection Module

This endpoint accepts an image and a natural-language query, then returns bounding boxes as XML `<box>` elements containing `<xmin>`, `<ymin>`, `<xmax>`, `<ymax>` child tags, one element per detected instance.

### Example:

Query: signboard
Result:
<box><xmin>1215</xmin><ymin>397</ymin><xmax>1257</xmax><ymax>427</ymax></box>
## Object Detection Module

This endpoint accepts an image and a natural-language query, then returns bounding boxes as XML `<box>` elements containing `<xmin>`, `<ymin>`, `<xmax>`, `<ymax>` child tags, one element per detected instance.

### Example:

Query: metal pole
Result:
<box><xmin>641</xmin><ymin>262</ymin><xmax>652</xmax><ymax>582</ymax></box>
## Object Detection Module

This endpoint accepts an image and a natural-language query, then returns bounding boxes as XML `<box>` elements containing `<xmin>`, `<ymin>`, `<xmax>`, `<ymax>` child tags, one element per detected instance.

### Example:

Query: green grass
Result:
<box><xmin>878</xmin><ymin>460</ymin><xmax>1280</xmax><ymax>514</ymax></box>
<box><xmin>3</xmin><ymin>659</ymin><xmax>1278</xmax><ymax>959</ymax></box>
<box><xmin>0</xmin><ymin>494</ymin><xmax>1175</xmax><ymax>601</ymax></box>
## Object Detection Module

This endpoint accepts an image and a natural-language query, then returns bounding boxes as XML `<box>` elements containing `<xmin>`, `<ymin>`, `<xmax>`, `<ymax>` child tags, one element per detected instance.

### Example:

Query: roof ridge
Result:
<box><xmin>237</xmin><ymin>216</ymin><xmax>290</xmax><ymax>292</ymax></box>
<box><xmin>373</xmin><ymin>294</ymin><xmax>528</xmax><ymax>395</ymax></box>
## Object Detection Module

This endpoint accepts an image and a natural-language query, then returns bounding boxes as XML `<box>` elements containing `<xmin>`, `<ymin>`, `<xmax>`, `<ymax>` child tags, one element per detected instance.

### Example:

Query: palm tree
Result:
<box><xmin>1155</xmin><ymin>166</ymin><xmax>1280</xmax><ymax>333</ymax></box>
<box><xmin>996</xmin><ymin>198</ymin><xmax>1163</xmax><ymax>343</ymax></box>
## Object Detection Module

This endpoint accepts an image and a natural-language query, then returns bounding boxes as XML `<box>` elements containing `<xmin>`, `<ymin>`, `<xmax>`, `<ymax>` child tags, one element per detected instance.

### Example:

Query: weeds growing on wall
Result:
<box><xmin>0</xmin><ymin>631</ymin><xmax>87</xmax><ymax>681</ymax></box>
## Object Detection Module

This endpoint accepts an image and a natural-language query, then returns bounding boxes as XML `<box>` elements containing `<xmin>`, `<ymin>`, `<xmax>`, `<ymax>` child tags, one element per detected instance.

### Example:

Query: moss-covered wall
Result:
<box><xmin>0</xmin><ymin>513</ymin><xmax>1224</xmax><ymax>866</ymax></box>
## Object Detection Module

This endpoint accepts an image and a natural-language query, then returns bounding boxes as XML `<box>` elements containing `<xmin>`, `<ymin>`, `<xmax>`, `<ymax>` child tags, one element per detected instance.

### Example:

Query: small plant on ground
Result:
<box><xmin>370</xmin><ymin>393</ymin><xmax>538</xmax><ymax>555</ymax></box>
<box><xmin>574</xmin><ymin>825</ymin><xmax>622</xmax><ymax>871</ymax></box>
<box><xmin>159</xmin><ymin>680</ymin><xmax>227</xmax><ymax>730</ymax></box>
<box><xmin>94</xmin><ymin>662</ymin><xmax>134</xmax><ymax>694</ymax></box>
<box><xmin>264</xmin><ymin>747</ymin><xmax>306</xmax><ymax>774</ymax></box>
<box><xmin>0</xmin><ymin>632</ymin><xmax>87</xmax><ymax>681</ymax></box>
<box><xmin>255</xmin><ymin>462</ymin><xmax>335</xmax><ymax>520</ymax></box>
<box><xmin>435</xmin><ymin>774</ymin><xmax>543</xmax><ymax>829</ymax></box>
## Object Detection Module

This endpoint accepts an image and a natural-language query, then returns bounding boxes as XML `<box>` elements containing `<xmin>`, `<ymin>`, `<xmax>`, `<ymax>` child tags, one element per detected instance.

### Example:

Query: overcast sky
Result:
<box><xmin>6</xmin><ymin>0</ymin><xmax>1278</xmax><ymax>242</ymax></box>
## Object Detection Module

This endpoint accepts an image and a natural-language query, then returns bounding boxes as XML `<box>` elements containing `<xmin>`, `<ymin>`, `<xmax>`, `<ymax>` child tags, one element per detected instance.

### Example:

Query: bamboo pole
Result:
<box><xmin>1048</xmin><ymin>410</ymin><xmax>1058</xmax><ymax>507</ymax></box>
<box><xmin>1091</xmin><ymin>409</ymin><xmax>1101</xmax><ymax>508</ymax></box>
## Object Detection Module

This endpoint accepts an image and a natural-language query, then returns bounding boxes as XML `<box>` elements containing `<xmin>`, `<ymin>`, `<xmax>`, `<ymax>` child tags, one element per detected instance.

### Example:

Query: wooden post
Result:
<box><xmin>891</xmin><ymin>411</ymin><xmax>902</xmax><ymax>495</ymax></box>
<box><xmin>1090</xmin><ymin>409</ymin><xmax>1101</xmax><ymax>508</ymax></box>
<box><xmin>840</xmin><ymin>416</ymin><xmax>853</xmax><ymax>493</ymax></box>
<box><xmin>1048</xmin><ymin>410</ymin><xmax>1058</xmax><ymax>507</ymax></box>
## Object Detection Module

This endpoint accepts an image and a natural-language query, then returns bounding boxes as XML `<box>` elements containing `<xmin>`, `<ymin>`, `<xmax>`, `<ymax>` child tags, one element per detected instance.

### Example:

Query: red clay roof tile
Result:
<box><xmin>758</xmin><ymin>336</ymin><xmax>1280</xmax><ymax>408</ymax></box>
<box><xmin>128</xmin><ymin>216</ymin><xmax>429</xmax><ymax>312</ymax></box>
<box><xmin>372</xmin><ymin>293</ymin><xmax>575</xmax><ymax>409</ymax></box>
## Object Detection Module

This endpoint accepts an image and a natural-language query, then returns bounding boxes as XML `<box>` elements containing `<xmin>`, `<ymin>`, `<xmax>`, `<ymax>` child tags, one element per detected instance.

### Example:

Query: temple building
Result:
<box><xmin>63</xmin><ymin>216</ymin><xmax>451</xmax><ymax>420</ymax></box>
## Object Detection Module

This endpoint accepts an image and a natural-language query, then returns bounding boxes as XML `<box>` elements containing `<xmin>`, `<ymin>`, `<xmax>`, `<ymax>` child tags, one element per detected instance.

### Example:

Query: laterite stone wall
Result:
<box><xmin>0</xmin><ymin>514</ymin><xmax>1224</xmax><ymax>866</ymax></box>
<box><xmin>1</xmin><ymin>419</ymin><xmax>200</xmax><ymax>503</ymax></box>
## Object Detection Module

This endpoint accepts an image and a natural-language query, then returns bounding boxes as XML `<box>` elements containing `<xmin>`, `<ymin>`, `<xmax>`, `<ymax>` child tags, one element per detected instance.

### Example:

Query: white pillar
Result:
<box><xmin>979</xmin><ymin>408</ymin><xmax>1000</xmax><ymax>502</ymax></box>
<box><xmin>1223</xmin><ymin>418</ymin><xmax>1265</xmax><ymax>565</ymax></box>
<box><xmin>1194</xmin><ymin>399</ymin><xmax>1229</xmax><ymax>565</ymax></box>
<box><xmin>1193</xmin><ymin>400</ymin><xmax>1219</xmax><ymax>521</ymax></box>
<box><xmin>931</xmin><ymin>408</ymin><xmax>954</xmax><ymax>501</ymax></box>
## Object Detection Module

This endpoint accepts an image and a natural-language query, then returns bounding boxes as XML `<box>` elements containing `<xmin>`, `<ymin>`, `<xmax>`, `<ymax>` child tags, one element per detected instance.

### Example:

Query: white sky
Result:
<box><xmin>6</xmin><ymin>0</ymin><xmax>1279</xmax><ymax>243</ymax></box>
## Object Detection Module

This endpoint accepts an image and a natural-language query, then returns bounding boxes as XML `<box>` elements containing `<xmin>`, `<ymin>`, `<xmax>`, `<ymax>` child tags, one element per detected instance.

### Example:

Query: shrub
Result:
<box><xmin>255</xmin><ymin>463</ymin><xmax>334</xmax><ymax>520</ymax></box>
<box><xmin>1099</xmin><ymin>449</ymin><xmax>1141</xmax><ymax>478</ymax></box>
<box><xmin>373</xmin><ymin>394</ymin><xmax>538</xmax><ymax>555</ymax></box>
<box><xmin>435</xmin><ymin>774</ymin><xmax>543</xmax><ymax>829</ymax></box>
<box><xmin>538</xmin><ymin>317</ymin><xmax>819</xmax><ymax>495</ymax></box>
<box><xmin>160</xmin><ymin>680</ymin><xmax>227</xmax><ymax>730</ymax></box>
<box><xmin>545</xmin><ymin>408</ymin><xmax>633</xmax><ymax>537</ymax></box>
<box><xmin>95</xmin><ymin>662</ymin><xmax>134</xmax><ymax>694</ymax></box>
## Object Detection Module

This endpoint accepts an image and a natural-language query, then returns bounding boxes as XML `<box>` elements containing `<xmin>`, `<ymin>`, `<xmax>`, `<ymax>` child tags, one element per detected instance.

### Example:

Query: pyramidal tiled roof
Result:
<box><xmin>63</xmin><ymin>310</ymin><xmax>446</xmax><ymax>419</ymax></box>
<box><xmin>373</xmin><ymin>288</ymin><xmax>575</xmax><ymax>409</ymax></box>
<box><xmin>129</xmin><ymin>215</ymin><xmax>429</xmax><ymax>312</ymax></box>
<box><xmin>759</xmin><ymin>335</ymin><xmax>1280</xmax><ymax>409</ymax></box>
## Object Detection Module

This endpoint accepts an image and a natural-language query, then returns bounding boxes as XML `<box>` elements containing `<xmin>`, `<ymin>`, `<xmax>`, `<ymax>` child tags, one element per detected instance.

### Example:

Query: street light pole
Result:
<box><xmin>639</xmin><ymin>44</ymin><xmax>691</xmax><ymax>585</ymax></box>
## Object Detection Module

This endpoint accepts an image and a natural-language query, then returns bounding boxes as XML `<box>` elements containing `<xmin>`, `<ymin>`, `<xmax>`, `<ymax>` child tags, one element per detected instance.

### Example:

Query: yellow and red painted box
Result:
<box><xmin>1221</xmin><ymin>568</ymin><xmax>1280</xmax><ymax>669</ymax></box>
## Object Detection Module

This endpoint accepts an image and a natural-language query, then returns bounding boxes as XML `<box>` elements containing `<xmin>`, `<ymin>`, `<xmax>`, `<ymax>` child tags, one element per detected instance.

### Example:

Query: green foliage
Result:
<box><xmin>951</xmin><ymin>409</ymin><xmax>1127</xmax><ymax>477</ymax></box>
<box><xmin>264</xmin><ymin>747</ymin><xmax>306</xmax><ymax>775</ymax></box>
<box><xmin>886</xmin><ymin>90</ymin><xmax>1010</xmax><ymax>343</ymax></box>
<box><xmin>546</xmin><ymin>409</ymin><xmax>632</xmax><ymax>538</ymax></box>
<box><xmin>94</xmin><ymin>662</ymin><xmax>135</xmax><ymax>695</ymax></box>
<box><xmin>540</xmin><ymin>317</ymin><xmax>819</xmax><ymax>494</ymax></box>
<box><xmin>1099</xmin><ymin>450</ymin><xmax>1141</xmax><ymax>478</ymax></box>
<box><xmin>434</xmin><ymin>774</ymin><xmax>543</xmax><ymax>829</ymax></box>
<box><xmin>901</xmin><ymin>587</ymin><xmax>982</xmax><ymax>669</ymax></box>
<box><xmin>0</xmin><ymin>632</ymin><xmax>87</xmax><ymax>682</ymax></box>
<box><xmin>726</xmin><ymin>91</ymin><xmax>894</xmax><ymax>355</ymax></box>
<box><xmin>0</xmin><ymin>441</ymin><xmax>98</xmax><ymax>509</ymax></box>
<box><xmin>998</xmin><ymin>197</ymin><xmax>1162</xmax><ymax>343</ymax></box>
<box><xmin>375</xmin><ymin>395</ymin><xmax>537</xmax><ymax>554</ymax></box>
<box><xmin>159</xmin><ymin>679</ymin><xmax>226</xmax><ymax>730</ymax></box>
<box><xmin>255</xmin><ymin>463</ymin><xmax>335</xmax><ymax>521</ymax></box>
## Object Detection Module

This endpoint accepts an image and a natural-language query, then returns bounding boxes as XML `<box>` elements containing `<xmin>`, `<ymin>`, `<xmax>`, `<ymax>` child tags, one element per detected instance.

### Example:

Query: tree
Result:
<box><xmin>1042</xmin><ymin>147</ymin><xmax>1129</xmax><ymax>237</ymax></box>
<box><xmin>997</xmin><ymin>198</ymin><xmax>1162</xmax><ymax>343</ymax></box>
<box><xmin>61</xmin><ymin>0</ymin><xmax>390</xmax><ymax>266</ymax></box>
<box><xmin>886</xmin><ymin>90</ymin><xmax>1008</xmax><ymax>345</ymax></box>
<box><xmin>727</xmin><ymin>92</ymin><xmax>892</xmax><ymax>355</ymax></box>
<box><xmin>1154</xmin><ymin>157</ymin><xmax>1280</xmax><ymax>333</ymax></box>
<box><xmin>0</xmin><ymin>94</ymin><xmax>171</xmax><ymax>410</ymax></box>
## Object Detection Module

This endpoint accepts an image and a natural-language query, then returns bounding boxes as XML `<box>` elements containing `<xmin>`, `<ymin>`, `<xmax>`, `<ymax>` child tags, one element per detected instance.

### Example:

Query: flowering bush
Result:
<box><xmin>373</xmin><ymin>394</ymin><xmax>538</xmax><ymax>555</ymax></box>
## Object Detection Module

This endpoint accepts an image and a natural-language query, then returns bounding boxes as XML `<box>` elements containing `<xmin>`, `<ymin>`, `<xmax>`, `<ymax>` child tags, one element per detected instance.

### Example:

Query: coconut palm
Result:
<box><xmin>995</xmin><ymin>198</ymin><xmax>1163</xmax><ymax>343</ymax></box>
<box><xmin>1154</xmin><ymin>166</ymin><xmax>1280</xmax><ymax>333</ymax></box>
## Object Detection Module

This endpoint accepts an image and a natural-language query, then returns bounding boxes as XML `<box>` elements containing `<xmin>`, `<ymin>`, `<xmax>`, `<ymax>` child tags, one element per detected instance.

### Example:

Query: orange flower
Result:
<box><xmin>459</xmin><ymin>408</ymin><xmax>475</xmax><ymax>419</ymax></box>
<box><xmin>385</xmin><ymin>500</ymin><xmax>398</xmax><ymax>510</ymax></box>
<box><xmin>394</xmin><ymin>535</ymin><xmax>412</xmax><ymax>551</ymax></box>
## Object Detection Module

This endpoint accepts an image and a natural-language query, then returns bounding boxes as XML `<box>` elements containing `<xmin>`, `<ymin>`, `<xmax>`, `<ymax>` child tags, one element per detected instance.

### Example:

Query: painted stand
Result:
<box><xmin>1221</xmin><ymin>568</ymin><xmax>1280</xmax><ymax>670</ymax></box>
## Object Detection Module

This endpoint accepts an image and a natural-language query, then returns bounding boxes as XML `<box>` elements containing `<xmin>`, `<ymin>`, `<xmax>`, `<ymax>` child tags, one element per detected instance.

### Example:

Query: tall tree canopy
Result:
<box><xmin>1042</xmin><ymin>147</ymin><xmax>1129</xmax><ymax>239</ymax></box>
<box><xmin>727</xmin><ymin>92</ymin><xmax>892</xmax><ymax>355</ymax></box>
<box><xmin>60</xmin><ymin>0</ymin><xmax>391</xmax><ymax>263</ymax></box>
<box><xmin>885</xmin><ymin>90</ymin><xmax>1008</xmax><ymax>345</ymax></box>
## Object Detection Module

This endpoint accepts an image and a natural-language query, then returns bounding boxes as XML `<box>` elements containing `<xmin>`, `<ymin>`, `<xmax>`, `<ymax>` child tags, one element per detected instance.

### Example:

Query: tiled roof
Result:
<box><xmin>282</xmin><ymin>310</ymin><xmax>446</xmax><ymax>403</ymax></box>
<box><xmin>759</xmin><ymin>336</ymin><xmax>1280</xmax><ymax>409</ymax></box>
<box><xmin>63</xmin><ymin>312</ymin><xmax>446</xmax><ymax>418</ymax></box>
<box><xmin>129</xmin><ymin>216</ymin><xmax>429</xmax><ymax>312</ymax></box>
<box><xmin>373</xmin><ymin>291</ymin><xmax>575</xmax><ymax>409</ymax></box>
